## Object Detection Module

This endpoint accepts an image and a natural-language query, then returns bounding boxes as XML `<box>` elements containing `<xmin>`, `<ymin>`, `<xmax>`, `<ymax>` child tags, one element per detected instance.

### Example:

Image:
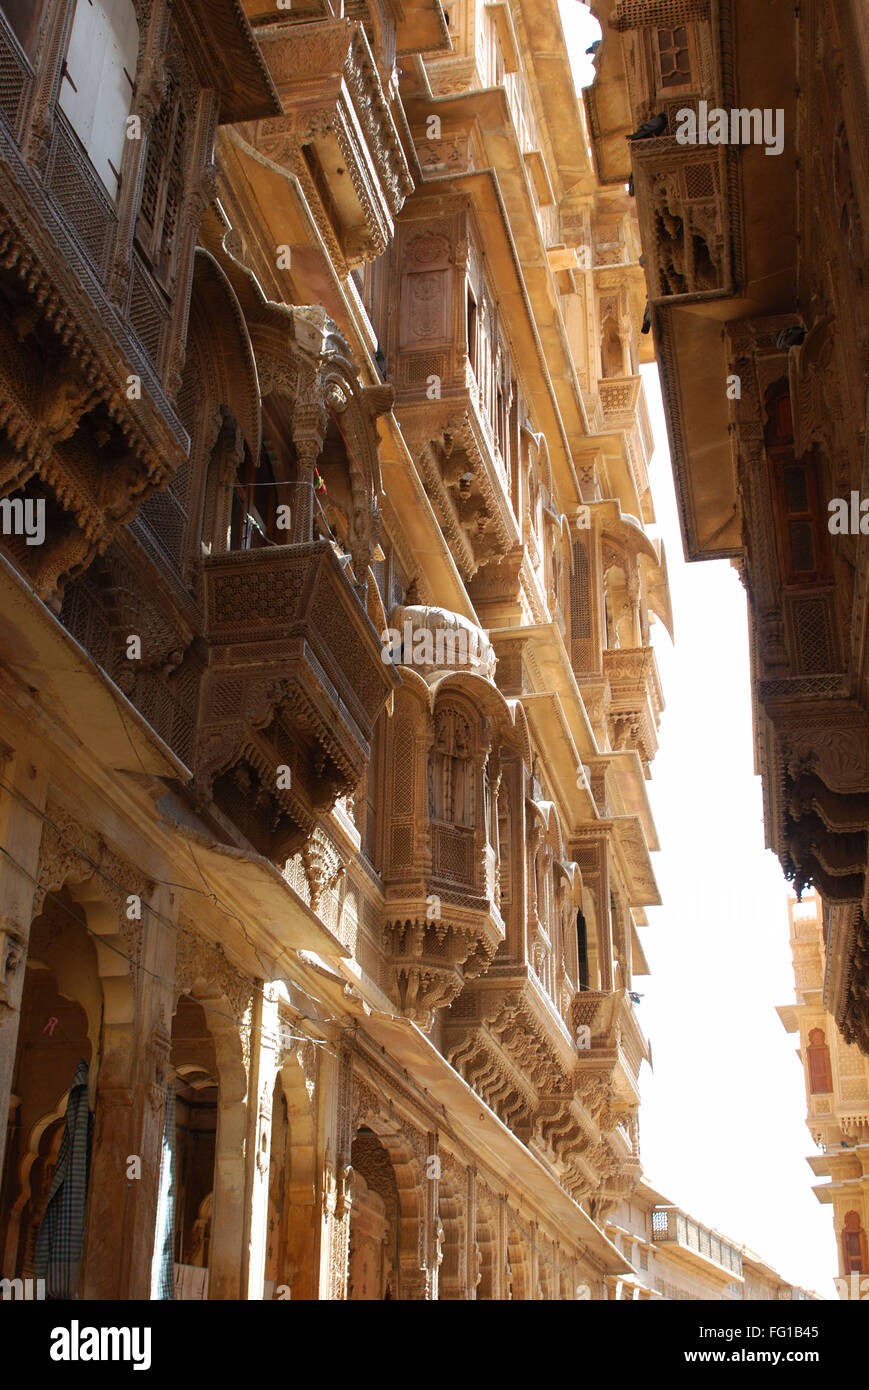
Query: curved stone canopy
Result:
<box><xmin>386</xmin><ymin>604</ymin><xmax>497</xmax><ymax>681</ymax></box>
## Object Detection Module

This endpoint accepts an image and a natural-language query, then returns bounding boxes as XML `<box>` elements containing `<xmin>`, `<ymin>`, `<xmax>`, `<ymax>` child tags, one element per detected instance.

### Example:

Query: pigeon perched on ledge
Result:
<box><xmin>774</xmin><ymin>325</ymin><xmax>806</xmax><ymax>350</ymax></box>
<box><xmin>627</xmin><ymin>112</ymin><xmax>668</xmax><ymax>141</ymax></box>
<box><xmin>586</xmin><ymin>40</ymin><xmax>601</xmax><ymax>55</ymax></box>
<box><xmin>641</xmin><ymin>302</ymin><xmax>652</xmax><ymax>335</ymax></box>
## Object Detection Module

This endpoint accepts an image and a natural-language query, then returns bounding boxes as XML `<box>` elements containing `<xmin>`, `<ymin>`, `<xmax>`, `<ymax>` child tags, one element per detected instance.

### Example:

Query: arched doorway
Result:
<box><xmin>0</xmin><ymin>891</ymin><xmax>99</xmax><ymax>1296</ymax></box>
<box><xmin>348</xmin><ymin>1128</ymin><xmax>399</xmax><ymax>1299</ymax></box>
<box><xmin>263</xmin><ymin>1048</ymin><xmax>319</xmax><ymax>1300</ymax></box>
<box><xmin>168</xmin><ymin>995</ymin><xmax>218</xmax><ymax>1295</ymax></box>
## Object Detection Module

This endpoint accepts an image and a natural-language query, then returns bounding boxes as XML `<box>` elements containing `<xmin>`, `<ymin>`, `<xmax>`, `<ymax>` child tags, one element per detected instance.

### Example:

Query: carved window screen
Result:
<box><xmin>806</xmin><ymin>1028</ymin><xmax>833</xmax><ymax>1094</ymax></box>
<box><xmin>137</xmin><ymin>76</ymin><xmax>187</xmax><ymax>291</ymax></box>
<box><xmin>136</xmin><ymin>350</ymin><xmax>199</xmax><ymax>569</ymax></box>
<box><xmin>655</xmin><ymin>27</ymin><xmax>692</xmax><ymax>90</ymax></box>
<box><xmin>431</xmin><ymin>705</ymin><xmax>475</xmax><ymax>829</ymax></box>
<box><xmin>842</xmin><ymin>1213</ymin><xmax>867</xmax><ymax>1275</ymax></box>
<box><xmin>362</xmin><ymin>715</ymin><xmax>383</xmax><ymax>868</ymax></box>
<box><xmin>764</xmin><ymin>383</ymin><xmax>830</xmax><ymax>588</ymax></box>
<box><xmin>570</xmin><ymin>538</ymin><xmax>593</xmax><ymax>671</ymax></box>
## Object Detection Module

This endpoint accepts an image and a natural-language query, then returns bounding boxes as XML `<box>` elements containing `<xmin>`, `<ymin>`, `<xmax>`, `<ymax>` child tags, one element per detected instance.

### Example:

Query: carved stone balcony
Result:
<box><xmin>570</xmin><ymin>988</ymin><xmax>649</xmax><ymax>1108</ymax></box>
<box><xmin>397</xmin><ymin>383</ymin><xmax>518</xmax><ymax>580</ymax></box>
<box><xmin>252</xmin><ymin>19</ymin><xmax>413</xmax><ymax>267</ymax></box>
<box><xmin>650</xmin><ymin>1205</ymin><xmax>744</xmax><ymax>1284</ymax></box>
<box><xmin>443</xmin><ymin>972</ymin><xmax>646</xmax><ymax>1205</ymax></box>
<box><xmin>197</xmin><ymin>540</ymin><xmax>398</xmax><ymax>863</ymax></box>
<box><xmin>631</xmin><ymin>135</ymin><xmax>734</xmax><ymax>302</ymax></box>
<box><xmin>602</xmin><ymin>645</ymin><xmax>664</xmax><ymax>770</ymax></box>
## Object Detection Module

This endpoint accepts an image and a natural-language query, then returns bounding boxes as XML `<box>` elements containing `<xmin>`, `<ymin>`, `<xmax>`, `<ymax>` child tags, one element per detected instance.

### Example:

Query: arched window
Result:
<box><xmin>841</xmin><ymin>1212</ymin><xmax>867</xmax><ymax>1275</ymax></box>
<box><xmin>431</xmin><ymin>706</ymin><xmax>474</xmax><ymax>828</ymax></box>
<box><xmin>806</xmin><ymin>1027</ymin><xmax>833</xmax><ymax>1094</ymax></box>
<box><xmin>59</xmin><ymin>0</ymin><xmax>139</xmax><ymax>201</ymax></box>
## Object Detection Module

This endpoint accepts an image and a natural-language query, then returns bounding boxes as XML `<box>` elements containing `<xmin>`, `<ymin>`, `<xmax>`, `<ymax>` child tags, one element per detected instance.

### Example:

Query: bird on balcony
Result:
<box><xmin>774</xmin><ymin>325</ymin><xmax>806</xmax><ymax>350</ymax></box>
<box><xmin>627</xmin><ymin>112</ymin><xmax>668</xmax><ymax>140</ymax></box>
<box><xmin>628</xmin><ymin>173</ymin><xmax>635</xmax><ymax>196</ymax></box>
<box><xmin>641</xmin><ymin>302</ymin><xmax>651</xmax><ymax>335</ymax></box>
<box><xmin>586</xmin><ymin>40</ymin><xmax>601</xmax><ymax>55</ymax></box>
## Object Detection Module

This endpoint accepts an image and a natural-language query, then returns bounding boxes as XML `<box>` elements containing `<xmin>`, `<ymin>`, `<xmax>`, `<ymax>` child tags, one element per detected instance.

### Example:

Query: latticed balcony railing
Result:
<box><xmin>650</xmin><ymin>1206</ymin><xmax>743</xmax><ymax>1277</ymax></box>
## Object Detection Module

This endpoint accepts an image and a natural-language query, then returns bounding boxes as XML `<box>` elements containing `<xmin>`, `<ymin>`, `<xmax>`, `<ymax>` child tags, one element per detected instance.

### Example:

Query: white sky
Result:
<box><xmin>557</xmin><ymin>2</ymin><xmax>839</xmax><ymax>1295</ymax></box>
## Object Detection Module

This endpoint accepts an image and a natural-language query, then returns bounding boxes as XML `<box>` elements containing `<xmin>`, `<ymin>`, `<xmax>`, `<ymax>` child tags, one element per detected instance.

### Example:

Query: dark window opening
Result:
<box><xmin>467</xmin><ymin>287</ymin><xmax>478</xmax><ymax>375</ymax></box>
<box><xmin>230</xmin><ymin>444</ymin><xmax>282</xmax><ymax>551</ymax></box>
<box><xmin>576</xmin><ymin>909</ymin><xmax>590</xmax><ymax>991</ymax></box>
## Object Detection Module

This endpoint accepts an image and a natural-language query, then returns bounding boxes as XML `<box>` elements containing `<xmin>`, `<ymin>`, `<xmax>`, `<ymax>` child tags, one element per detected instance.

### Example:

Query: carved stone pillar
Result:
<box><xmin>78</xmin><ymin>881</ymin><xmax>176</xmax><ymax>1299</ymax></box>
<box><xmin>292</xmin><ymin>371</ymin><xmax>329</xmax><ymax>544</ymax></box>
<box><xmin>244</xmin><ymin>986</ymin><xmax>280</xmax><ymax>1299</ymax></box>
<box><xmin>495</xmin><ymin>1194</ymin><xmax>508</xmax><ymax>1301</ymax></box>
<box><xmin>319</xmin><ymin>1041</ymin><xmax>353</xmax><ymax>1299</ymax></box>
<box><xmin>424</xmin><ymin>1131</ymin><xmax>439</xmax><ymax>1300</ymax></box>
<box><xmin>465</xmin><ymin>1166</ymin><xmax>478</xmax><ymax>1300</ymax></box>
<box><xmin>207</xmin><ymin>411</ymin><xmax>245</xmax><ymax>556</ymax></box>
<box><xmin>205</xmin><ymin>991</ymin><xmax>253</xmax><ymax>1301</ymax></box>
<box><xmin>0</xmin><ymin>742</ymin><xmax>48</xmax><ymax>1184</ymax></box>
<box><xmin>530</xmin><ymin>1219</ymin><xmax>540</xmax><ymax>1299</ymax></box>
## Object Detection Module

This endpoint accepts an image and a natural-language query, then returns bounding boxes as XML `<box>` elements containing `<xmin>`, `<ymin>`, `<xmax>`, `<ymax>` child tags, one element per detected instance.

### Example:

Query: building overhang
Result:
<box><xmin>395</xmin><ymin>0</ymin><xmax>453</xmax><ymax>55</ymax></box>
<box><xmin>178</xmin><ymin>0</ymin><xmax>282</xmax><ymax>124</ymax></box>
<box><xmin>590</xmin><ymin>748</ymin><xmax>661</xmax><ymax>852</ymax></box>
<box><xmin>515</xmin><ymin>0</ymin><xmax>599</xmax><ymax>200</ymax></box>
<box><xmin>0</xmin><ymin>553</ymin><xmax>188</xmax><ymax>779</ymax></box>
<box><xmin>161</xmin><ymin>818</ymin><xmax>351</xmax><ymax>959</ymax></box>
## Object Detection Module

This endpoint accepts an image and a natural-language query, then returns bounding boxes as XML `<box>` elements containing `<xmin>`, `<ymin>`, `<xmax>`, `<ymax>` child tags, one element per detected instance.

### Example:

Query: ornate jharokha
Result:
<box><xmin>195</xmin><ymin>300</ymin><xmax>399</xmax><ymax>861</ymax></box>
<box><xmin>378</xmin><ymin>610</ymin><xmax>524</xmax><ymax>1026</ymax></box>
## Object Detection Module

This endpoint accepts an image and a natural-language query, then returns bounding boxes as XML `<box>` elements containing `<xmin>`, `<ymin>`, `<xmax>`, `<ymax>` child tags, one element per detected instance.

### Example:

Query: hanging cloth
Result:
<box><xmin>34</xmin><ymin>1058</ymin><xmax>93</xmax><ymax>1299</ymax></box>
<box><xmin>150</xmin><ymin>1079</ymin><xmax>176</xmax><ymax>1300</ymax></box>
